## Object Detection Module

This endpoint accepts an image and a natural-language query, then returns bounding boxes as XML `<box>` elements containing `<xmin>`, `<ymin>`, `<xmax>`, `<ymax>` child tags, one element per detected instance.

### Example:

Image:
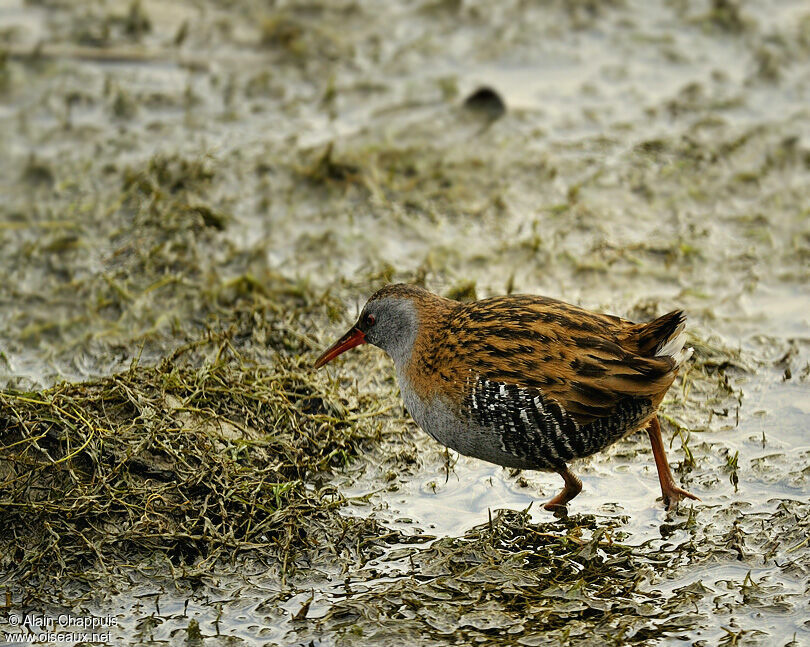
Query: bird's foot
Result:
<box><xmin>543</xmin><ymin>467</ymin><xmax>582</xmax><ymax>513</ymax></box>
<box><xmin>647</xmin><ymin>416</ymin><xmax>701</xmax><ymax>511</ymax></box>
<box><xmin>542</xmin><ymin>498</ymin><xmax>571</xmax><ymax>519</ymax></box>
<box><xmin>661</xmin><ymin>481</ymin><xmax>700</xmax><ymax>510</ymax></box>
<box><xmin>542</xmin><ymin>496</ymin><xmax>569</xmax><ymax>512</ymax></box>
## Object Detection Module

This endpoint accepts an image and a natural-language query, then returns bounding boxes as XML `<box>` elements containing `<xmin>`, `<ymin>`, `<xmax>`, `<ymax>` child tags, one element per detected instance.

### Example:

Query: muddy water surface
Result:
<box><xmin>1</xmin><ymin>0</ymin><xmax>809</xmax><ymax>645</ymax></box>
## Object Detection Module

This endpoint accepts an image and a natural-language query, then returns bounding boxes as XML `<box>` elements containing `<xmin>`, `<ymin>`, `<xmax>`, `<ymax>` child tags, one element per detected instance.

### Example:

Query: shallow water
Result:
<box><xmin>1</xmin><ymin>0</ymin><xmax>809</xmax><ymax>645</ymax></box>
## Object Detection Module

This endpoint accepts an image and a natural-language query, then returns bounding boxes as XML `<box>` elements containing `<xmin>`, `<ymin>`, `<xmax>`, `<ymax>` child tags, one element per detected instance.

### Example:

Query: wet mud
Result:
<box><xmin>1</xmin><ymin>1</ymin><xmax>809</xmax><ymax>645</ymax></box>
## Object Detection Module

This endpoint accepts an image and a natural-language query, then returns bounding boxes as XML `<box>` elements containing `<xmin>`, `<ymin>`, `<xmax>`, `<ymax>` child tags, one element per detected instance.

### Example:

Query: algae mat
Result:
<box><xmin>1</xmin><ymin>0</ymin><xmax>808</xmax><ymax>645</ymax></box>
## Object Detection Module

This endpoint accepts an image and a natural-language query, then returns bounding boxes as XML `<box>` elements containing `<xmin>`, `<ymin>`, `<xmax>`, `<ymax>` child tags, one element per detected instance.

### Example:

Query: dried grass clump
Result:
<box><xmin>0</xmin><ymin>328</ymin><xmax>386</xmax><ymax>590</ymax></box>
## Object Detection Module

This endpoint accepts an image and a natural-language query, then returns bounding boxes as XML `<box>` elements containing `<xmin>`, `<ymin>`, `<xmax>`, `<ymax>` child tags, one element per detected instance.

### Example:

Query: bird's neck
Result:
<box><xmin>395</xmin><ymin>294</ymin><xmax>457</xmax><ymax>397</ymax></box>
<box><xmin>385</xmin><ymin>301</ymin><xmax>420</xmax><ymax>369</ymax></box>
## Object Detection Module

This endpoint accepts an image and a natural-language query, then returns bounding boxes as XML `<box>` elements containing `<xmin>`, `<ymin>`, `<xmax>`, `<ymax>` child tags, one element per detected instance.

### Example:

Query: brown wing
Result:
<box><xmin>414</xmin><ymin>295</ymin><xmax>680</xmax><ymax>426</ymax></box>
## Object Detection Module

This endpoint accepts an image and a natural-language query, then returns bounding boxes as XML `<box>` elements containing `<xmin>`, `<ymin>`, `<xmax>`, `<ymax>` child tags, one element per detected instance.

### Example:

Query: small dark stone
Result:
<box><xmin>463</xmin><ymin>87</ymin><xmax>506</xmax><ymax>120</ymax></box>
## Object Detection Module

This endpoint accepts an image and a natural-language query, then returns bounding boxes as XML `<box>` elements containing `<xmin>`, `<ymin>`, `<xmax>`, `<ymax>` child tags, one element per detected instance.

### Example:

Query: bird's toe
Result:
<box><xmin>662</xmin><ymin>484</ymin><xmax>700</xmax><ymax>510</ymax></box>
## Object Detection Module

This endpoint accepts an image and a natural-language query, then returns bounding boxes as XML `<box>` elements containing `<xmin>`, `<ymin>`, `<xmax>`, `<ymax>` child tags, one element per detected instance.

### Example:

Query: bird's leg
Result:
<box><xmin>543</xmin><ymin>466</ymin><xmax>582</xmax><ymax>511</ymax></box>
<box><xmin>646</xmin><ymin>415</ymin><xmax>700</xmax><ymax>509</ymax></box>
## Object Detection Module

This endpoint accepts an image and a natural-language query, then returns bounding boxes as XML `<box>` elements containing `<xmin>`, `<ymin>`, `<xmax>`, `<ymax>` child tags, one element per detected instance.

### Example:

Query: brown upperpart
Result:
<box><xmin>394</xmin><ymin>287</ymin><xmax>685</xmax><ymax>426</ymax></box>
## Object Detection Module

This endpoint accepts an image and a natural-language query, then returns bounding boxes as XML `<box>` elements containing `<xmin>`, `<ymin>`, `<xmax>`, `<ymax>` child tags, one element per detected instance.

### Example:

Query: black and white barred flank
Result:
<box><xmin>465</xmin><ymin>377</ymin><xmax>652</xmax><ymax>470</ymax></box>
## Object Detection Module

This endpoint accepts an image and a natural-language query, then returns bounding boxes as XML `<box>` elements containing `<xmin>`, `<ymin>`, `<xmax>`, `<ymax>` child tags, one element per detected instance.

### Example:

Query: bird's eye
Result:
<box><xmin>365</xmin><ymin>313</ymin><xmax>376</xmax><ymax>327</ymax></box>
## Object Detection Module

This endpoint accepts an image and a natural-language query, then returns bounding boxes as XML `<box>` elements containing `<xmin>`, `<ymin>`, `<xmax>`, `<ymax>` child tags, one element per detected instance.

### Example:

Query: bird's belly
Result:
<box><xmin>398</xmin><ymin>377</ymin><xmax>551</xmax><ymax>471</ymax></box>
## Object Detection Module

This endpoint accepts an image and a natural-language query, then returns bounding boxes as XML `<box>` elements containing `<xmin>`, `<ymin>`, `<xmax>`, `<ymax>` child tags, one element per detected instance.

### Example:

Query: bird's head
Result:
<box><xmin>313</xmin><ymin>284</ymin><xmax>433</xmax><ymax>369</ymax></box>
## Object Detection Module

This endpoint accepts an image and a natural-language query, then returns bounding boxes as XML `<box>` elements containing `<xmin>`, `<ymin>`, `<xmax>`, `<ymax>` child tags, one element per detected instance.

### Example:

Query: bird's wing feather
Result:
<box><xmin>420</xmin><ymin>296</ymin><xmax>680</xmax><ymax>426</ymax></box>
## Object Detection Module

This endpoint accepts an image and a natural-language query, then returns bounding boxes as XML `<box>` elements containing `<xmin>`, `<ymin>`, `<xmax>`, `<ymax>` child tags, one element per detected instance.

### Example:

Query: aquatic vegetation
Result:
<box><xmin>0</xmin><ymin>309</ymin><xmax>389</xmax><ymax>595</ymax></box>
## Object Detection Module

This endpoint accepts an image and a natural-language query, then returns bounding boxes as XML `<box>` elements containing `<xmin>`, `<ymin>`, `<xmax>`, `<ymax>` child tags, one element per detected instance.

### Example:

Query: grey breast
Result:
<box><xmin>396</xmin><ymin>371</ymin><xmax>551</xmax><ymax>470</ymax></box>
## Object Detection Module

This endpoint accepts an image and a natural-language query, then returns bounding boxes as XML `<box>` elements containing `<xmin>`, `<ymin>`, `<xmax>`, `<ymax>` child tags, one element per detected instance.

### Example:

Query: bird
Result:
<box><xmin>313</xmin><ymin>284</ymin><xmax>700</xmax><ymax>511</ymax></box>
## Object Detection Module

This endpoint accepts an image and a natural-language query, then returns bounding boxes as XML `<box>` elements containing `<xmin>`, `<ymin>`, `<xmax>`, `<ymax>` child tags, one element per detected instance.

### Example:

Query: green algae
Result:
<box><xmin>0</xmin><ymin>302</ymin><xmax>390</xmax><ymax>598</ymax></box>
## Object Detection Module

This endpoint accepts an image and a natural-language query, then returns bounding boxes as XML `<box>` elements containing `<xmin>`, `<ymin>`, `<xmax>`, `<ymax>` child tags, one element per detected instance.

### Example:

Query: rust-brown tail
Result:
<box><xmin>636</xmin><ymin>310</ymin><xmax>692</xmax><ymax>366</ymax></box>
